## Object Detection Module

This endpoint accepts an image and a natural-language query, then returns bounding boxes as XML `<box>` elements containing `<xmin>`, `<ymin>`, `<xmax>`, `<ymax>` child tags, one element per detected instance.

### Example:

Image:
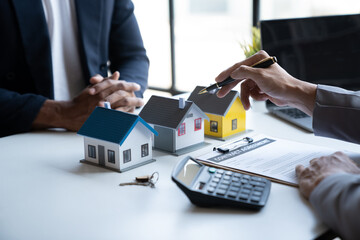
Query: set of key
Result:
<box><xmin>119</xmin><ymin>172</ymin><xmax>159</xmax><ymax>188</ymax></box>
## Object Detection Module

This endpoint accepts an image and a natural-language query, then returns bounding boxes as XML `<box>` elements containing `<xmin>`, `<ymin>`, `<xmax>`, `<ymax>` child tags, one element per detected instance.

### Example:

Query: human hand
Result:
<box><xmin>215</xmin><ymin>50</ymin><xmax>317</xmax><ymax>116</ymax></box>
<box><xmin>295</xmin><ymin>151</ymin><xmax>360</xmax><ymax>199</ymax></box>
<box><xmin>88</xmin><ymin>71</ymin><xmax>144</xmax><ymax>112</ymax></box>
<box><xmin>32</xmin><ymin>71</ymin><xmax>144</xmax><ymax>132</ymax></box>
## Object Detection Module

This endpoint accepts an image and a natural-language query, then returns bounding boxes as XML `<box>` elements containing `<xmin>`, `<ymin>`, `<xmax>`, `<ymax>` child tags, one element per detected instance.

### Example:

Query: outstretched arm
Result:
<box><xmin>215</xmin><ymin>50</ymin><xmax>317</xmax><ymax>116</ymax></box>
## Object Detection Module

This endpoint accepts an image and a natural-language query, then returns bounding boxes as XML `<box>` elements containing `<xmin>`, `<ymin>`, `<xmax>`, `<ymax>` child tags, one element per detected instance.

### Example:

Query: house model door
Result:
<box><xmin>98</xmin><ymin>145</ymin><xmax>105</xmax><ymax>166</ymax></box>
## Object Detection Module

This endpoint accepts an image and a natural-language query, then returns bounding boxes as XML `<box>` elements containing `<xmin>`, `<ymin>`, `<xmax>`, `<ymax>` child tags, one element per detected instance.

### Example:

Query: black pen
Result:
<box><xmin>198</xmin><ymin>56</ymin><xmax>277</xmax><ymax>94</ymax></box>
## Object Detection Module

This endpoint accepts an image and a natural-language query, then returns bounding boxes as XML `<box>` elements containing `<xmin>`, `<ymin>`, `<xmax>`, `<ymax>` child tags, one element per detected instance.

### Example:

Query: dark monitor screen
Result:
<box><xmin>260</xmin><ymin>14</ymin><xmax>360</xmax><ymax>90</ymax></box>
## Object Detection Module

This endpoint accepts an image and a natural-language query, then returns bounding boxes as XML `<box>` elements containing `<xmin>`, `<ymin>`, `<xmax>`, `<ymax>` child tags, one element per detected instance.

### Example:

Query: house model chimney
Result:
<box><xmin>179</xmin><ymin>98</ymin><xmax>185</xmax><ymax>109</ymax></box>
<box><xmin>104</xmin><ymin>101</ymin><xmax>111</xmax><ymax>109</ymax></box>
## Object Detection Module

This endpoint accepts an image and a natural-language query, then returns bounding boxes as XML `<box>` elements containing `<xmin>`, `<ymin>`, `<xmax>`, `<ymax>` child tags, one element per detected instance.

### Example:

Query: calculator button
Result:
<box><xmin>251</xmin><ymin>176</ymin><xmax>262</xmax><ymax>181</ymax></box>
<box><xmin>239</xmin><ymin>194</ymin><xmax>249</xmax><ymax>200</ymax></box>
<box><xmin>249</xmin><ymin>181</ymin><xmax>261</xmax><ymax>186</ymax></box>
<box><xmin>232</xmin><ymin>182</ymin><xmax>241</xmax><ymax>187</ymax></box>
<box><xmin>254</xmin><ymin>186</ymin><xmax>264</xmax><ymax>191</ymax></box>
<box><xmin>215</xmin><ymin>173</ymin><xmax>222</xmax><ymax>178</ymax></box>
<box><xmin>219</xmin><ymin>184</ymin><xmax>229</xmax><ymax>190</ymax></box>
<box><xmin>232</xmin><ymin>177</ymin><xmax>240</xmax><ymax>182</ymax></box>
<box><xmin>216</xmin><ymin>169</ymin><xmax>224</xmax><ymax>174</ymax></box>
<box><xmin>242</xmin><ymin>175</ymin><xmax>250</xmax><ymax>180</ymax></box>
<box><xmin>241</xmin><ymin>179</ymin><xmax>249</xmax><ymax>184</ymax></box>
<box><xmin>209</xmin><ymin>182</ymin><xmax>218</xmax><ymax>188</ymax></box>
<box><xmin>227</xmin><ymin>191</ymin><xmax>237</xmax><ymax>198</ymax></box>
<box><xmin>208</xmin><ymin>167</ymin><xmax>216</xmax><ymax>174</ymax></box>
<box><xmin>243</xmin><ymin>184</ymin><xmax>252</xmax><ymax>190</ymax></box>
<box><xmin>229</xmin><ymin>187</ymin><xmax>240</xmax><ymax>192</ymax></box>
<box><xmin>252</xmin><ymin>191</ymin><xmax>262</xmax><ymax>196</ymax></box>
<box><xmin>225</xmin><ymin>171</ymin><xmax>233</xmax><ymax>176</ymax></box>
<box><xmin>216</xmin><ymin>189</ymin><xmax>226</xmax><ymax>196</ymax></box>
<box><xmin>250</xmin><ymin>196</ymin><xmax>261</xmax><ymax>203</ymax></box>
<box><xmin>234</xmin><ymin>173</ymin><xmax>242</xmax><ymax>178</ymax></box>
<box><xmin>212</xmin><ymin>178</ymin><xmax>220</xmax><ymax>183</ymax></box>
<box><xmin>207</xmin><ymin>187</ymin><xmax>215</xmax><ymax>193</ymax></box>
<box><xmin>241</xmin><ymin>189</ymin><xmax>251</xmax><ymax>195</ymax></box>
<box><xmin>223</xmin><ymin>175</ymin><xmax>231</xmax><ymax>180</ymax></box>
<box><xmin>222</xmin><ymin>180</ymin><xmax>231</xmax><ymax>185</ymax></box>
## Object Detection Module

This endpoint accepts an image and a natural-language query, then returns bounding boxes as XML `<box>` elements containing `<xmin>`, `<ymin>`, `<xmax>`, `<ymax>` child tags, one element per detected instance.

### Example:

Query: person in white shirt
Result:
<box><xmin>0</xmin><ymin>0</ymin><xmax>148</xmax><ymax>136</ymax></box>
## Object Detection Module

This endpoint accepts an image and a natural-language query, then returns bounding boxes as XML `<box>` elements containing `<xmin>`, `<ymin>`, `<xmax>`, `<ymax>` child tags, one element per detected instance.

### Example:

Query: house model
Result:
<box><xmin>139</xmin><ymin>95</ymin><xmax>209</xmax><ymax>153</ymax></box>
<box><xmin>188</xmin><ymin>86</ymin><xmax>246</xmax><ymax>139</ymax></box>
<box><xmin>77</xmin><ymin>107</ymin><xmax>158</xmax><ymax>172</ymax></box>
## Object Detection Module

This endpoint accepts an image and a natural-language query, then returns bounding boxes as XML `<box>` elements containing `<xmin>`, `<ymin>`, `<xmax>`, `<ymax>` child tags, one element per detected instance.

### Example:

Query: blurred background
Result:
<box><xmin>132</xmin><ymin>0</ymin><xmax>360</xmax><ymax>97</ymax></box>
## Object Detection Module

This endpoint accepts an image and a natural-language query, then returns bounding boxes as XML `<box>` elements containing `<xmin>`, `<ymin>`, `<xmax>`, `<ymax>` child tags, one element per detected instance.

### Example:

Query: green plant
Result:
<box><xmin>240</xmin><ymin>27</ymin><xmax>261</xmax><ymax>58</ymax></box>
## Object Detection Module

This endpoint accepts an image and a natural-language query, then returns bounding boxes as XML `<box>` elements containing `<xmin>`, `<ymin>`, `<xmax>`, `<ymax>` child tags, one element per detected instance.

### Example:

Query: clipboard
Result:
<box><xmin>196</xmin><ymin>133</ymin><xmax>348</xmax><ymax>187</ymax></box>
<box><xmin>196</xmin><ymin>159</ymin><xmax>298</xmax><ymax>187</ymax></box>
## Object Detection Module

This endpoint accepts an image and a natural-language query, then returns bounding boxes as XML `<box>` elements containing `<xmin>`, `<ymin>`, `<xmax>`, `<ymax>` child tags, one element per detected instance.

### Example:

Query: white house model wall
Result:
<box><xmin>83</xmin><ymin>121</ymin><xmax>153</xmax><ymax>171</ymax></box>
<box><xmin>175</xmin><ymin>108</ymin><xmax>205</xmax><ymax>150</ymax></box>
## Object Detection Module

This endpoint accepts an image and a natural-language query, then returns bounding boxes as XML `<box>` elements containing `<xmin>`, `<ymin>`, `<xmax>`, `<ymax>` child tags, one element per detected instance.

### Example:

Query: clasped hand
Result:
<box><xmin>56</xmin><ymin>71</ymin><xmax>144</xmax><ymax>131</ymax></box>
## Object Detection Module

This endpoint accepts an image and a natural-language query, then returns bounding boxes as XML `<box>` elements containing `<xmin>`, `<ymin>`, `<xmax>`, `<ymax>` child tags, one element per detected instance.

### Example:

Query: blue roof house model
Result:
<box><xmin>78</xmin><ymin>107</ymin><xmax>158</xmax><ymax>172</ymax></box>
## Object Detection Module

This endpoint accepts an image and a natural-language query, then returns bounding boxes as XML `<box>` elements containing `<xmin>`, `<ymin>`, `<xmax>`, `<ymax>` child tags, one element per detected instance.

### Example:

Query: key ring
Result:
<box><xmin>149</xmin><ymin>172</ymin><xmax>159</xmax><ymax>185</ymax></box>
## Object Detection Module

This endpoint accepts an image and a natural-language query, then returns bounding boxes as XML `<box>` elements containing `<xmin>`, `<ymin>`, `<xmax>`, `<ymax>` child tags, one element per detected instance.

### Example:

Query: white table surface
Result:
<box><xmin>1</xmin><ymin>100</ymin><xmax>358</xmax><ymax>240</ymax></box>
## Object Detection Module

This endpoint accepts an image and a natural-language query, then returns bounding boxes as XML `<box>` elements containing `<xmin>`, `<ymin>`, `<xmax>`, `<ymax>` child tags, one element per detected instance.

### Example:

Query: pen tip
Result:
<box><xmin>198</xmin><ymin>89</ymin><xmax>207</xmax><ymax>95</ymax></box>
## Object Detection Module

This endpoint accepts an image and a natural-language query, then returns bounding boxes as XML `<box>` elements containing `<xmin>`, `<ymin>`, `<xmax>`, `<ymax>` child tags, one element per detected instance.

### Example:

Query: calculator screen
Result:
<box><xmin>176</xmin><ymin>159</ymin><xmax>202</xmax><ymax>186</ymax></box>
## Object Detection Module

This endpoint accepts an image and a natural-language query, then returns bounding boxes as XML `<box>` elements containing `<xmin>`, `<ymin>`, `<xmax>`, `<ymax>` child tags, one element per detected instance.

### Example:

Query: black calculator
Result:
<box><xmin>172</xmin><ymin>156</ymin><xmax>271</xmax><ymax>210</ymax></box>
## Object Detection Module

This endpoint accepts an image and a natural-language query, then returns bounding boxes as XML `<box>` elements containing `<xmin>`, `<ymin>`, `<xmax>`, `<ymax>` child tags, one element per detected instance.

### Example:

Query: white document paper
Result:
<box><xmin>197</xmin><ymin>133</ymin><xmax>348</xmax><ymax>186</ymax></box>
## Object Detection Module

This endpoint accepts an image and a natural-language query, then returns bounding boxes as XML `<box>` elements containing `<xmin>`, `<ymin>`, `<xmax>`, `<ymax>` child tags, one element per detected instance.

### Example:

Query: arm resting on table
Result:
<box><xmin>310</xmin><ymin>173</ymin><xmax>360</xmax><ymax>240</ymax></box>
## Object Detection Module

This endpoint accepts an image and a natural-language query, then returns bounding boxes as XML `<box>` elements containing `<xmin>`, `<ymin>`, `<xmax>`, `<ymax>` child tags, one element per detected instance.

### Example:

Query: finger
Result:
<box><xmin>240</xmin><ymin>80</ymin><xmax>253</xmax><ymax>110</ymax></box>
<box><xmin>295</xmin><ymin>165</ymin><xmax>306</xmax><ymax>177</ymax></box>
<box><xmin>90</xmin><ymin>80</ymin><xmax>141</xmax><ymax>96</ymax></box>
<box><xmin>112</xmin><ymin>97</ymin><xmax>144</xmax><ymax>109</ymax></box>
<box><xmin>230</xmin><ymin>65</ymin><xmax>264</xmax><ymax>86</ymax></box>
<box><xmin>215</xmin><ymin>50</ymin><xmax>269</xmax><ymax>83</ymax></box>
<box><xmin>109</xmin><ymin>71</ymin><xmax>120</xmax><ymax>80</ymax></box>
<box><xmin>89</xmin><ymin>74</ymin><xmax>104</xmax><ymax>85</ymax></box>
<box><xmin>117</xmin><ymin>81</ymin><xmax>141</xmax><ymax>92</ymax></box>
<box><xmin>115</xmin><ymin>105</ymin><xmax>136</xmax><ymax>113</ymax></box>
<box><xmin>216</xmin><ymin>79</ymin><xmax>241</xmax><ymax>98</ymax></box>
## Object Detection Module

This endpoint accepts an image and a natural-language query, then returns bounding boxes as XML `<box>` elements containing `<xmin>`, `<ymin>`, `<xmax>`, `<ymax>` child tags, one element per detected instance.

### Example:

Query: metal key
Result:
<box><xmin>119</xmin><ymin>172</ymin><xmax>159</xmax><ymax>188</ymax></box>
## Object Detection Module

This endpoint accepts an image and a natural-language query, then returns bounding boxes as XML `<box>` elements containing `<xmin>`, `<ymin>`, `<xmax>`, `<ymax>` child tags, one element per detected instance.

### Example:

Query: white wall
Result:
<box><xmin>84</xmin><ymin>137</ymin><xmax>120</xmax><ymax>170</ymax></box>
<box><xmin>175</xmin><ymin>108</ymin><xmax>205</xmax><ymax>150</ymax></box>
<box><xmin>119</xmin><ymin>122</ymin><xmax>153</xmax><ymax>171</ymax></box>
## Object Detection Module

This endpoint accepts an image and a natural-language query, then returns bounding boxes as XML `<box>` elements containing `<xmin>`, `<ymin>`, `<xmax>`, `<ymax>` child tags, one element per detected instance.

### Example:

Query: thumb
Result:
<box><xmin>110</xmin><ymin>71</ymin><xmax>120</xmax><ymax>80</ymax></box>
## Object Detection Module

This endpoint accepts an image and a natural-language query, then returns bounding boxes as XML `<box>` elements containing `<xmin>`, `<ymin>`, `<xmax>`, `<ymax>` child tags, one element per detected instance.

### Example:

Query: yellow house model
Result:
<box><xmin>188</xmin><ymin>86</ymin><xmax>246</xmax><ymax>139</ymax></box>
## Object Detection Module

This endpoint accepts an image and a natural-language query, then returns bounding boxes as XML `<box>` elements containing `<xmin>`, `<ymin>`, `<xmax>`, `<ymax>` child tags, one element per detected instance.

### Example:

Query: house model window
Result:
<box><xmin>108</xmin><ymin>150</ymin><xmax>115</xmax><ymax>163</ymax></box>
<box><xmin>210</xmin><ymin>121</ymin><xmax>218</xmax><ymax>132</ymax></box>
<box><xmin>141</xmin><ymin>144</ymin><xmax>149</xmax><ymax>157</ymax></box>
<box><xmin>88</xmin><ymin>145</ymin><xmax>96</xmax><ymax>158</ymax></box>
<box><xmin>123</xmin><ymin>149</ymin><xmax>131</xmax><ymax>163</ymax></box>
<box><xmin>232</xmin><ymin>119</ymin><xmax>237</xmax><ymax>130</ymax></box>
<box><xmin>178</xmin><ymin>123</ymin><xmax>186</xmax><ymax>136</ymax></box>
<box><xmin>194</xmin><ymin>118</ymin><xmax>202</xmax><ymax>131</ymax></box>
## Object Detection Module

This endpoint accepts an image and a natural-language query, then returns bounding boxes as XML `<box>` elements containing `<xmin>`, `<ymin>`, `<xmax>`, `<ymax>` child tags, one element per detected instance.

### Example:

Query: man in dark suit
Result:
<box><xmin>0</xmin><ymin>0</ymin><xmax>149</xmax><ymax>137</ymax></box>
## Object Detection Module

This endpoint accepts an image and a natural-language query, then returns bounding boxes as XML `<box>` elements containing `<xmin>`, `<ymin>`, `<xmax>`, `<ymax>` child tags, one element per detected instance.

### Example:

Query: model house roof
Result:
<box><xmin>188</xmin><ymin>86</ymin><xmax>240</xmax><ymax>116</ymax></box>
<box><xmin>139</xmin><ymin>95</ymin><xmax>208</xmax><ymax>129</ymax></box>
<box><xmin>78</xmin><ymin>107</ymin><xmax>158</xmax><ymax>145</ymax></box>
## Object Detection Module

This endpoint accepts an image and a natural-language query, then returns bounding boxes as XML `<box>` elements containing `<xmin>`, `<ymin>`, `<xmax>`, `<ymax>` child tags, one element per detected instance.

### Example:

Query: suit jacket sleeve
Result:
<box><xmin>313</xmin><ymin>85</ymin><xmax>360</xmax><ymax>144</ymax></box>
<box><xmin>108</xmin><ymin>0</ymin><xmax>149</xmax><ymax>98</ymax></box>
<box><xmin>0</xmin><ymin>88</ymin><xmax>46</xmax><ymax>137</ymax></box>
<box><xmin>310</xmin><ymin>173</ymin><xmax>360</xmax><ymax>240</ymax></box>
